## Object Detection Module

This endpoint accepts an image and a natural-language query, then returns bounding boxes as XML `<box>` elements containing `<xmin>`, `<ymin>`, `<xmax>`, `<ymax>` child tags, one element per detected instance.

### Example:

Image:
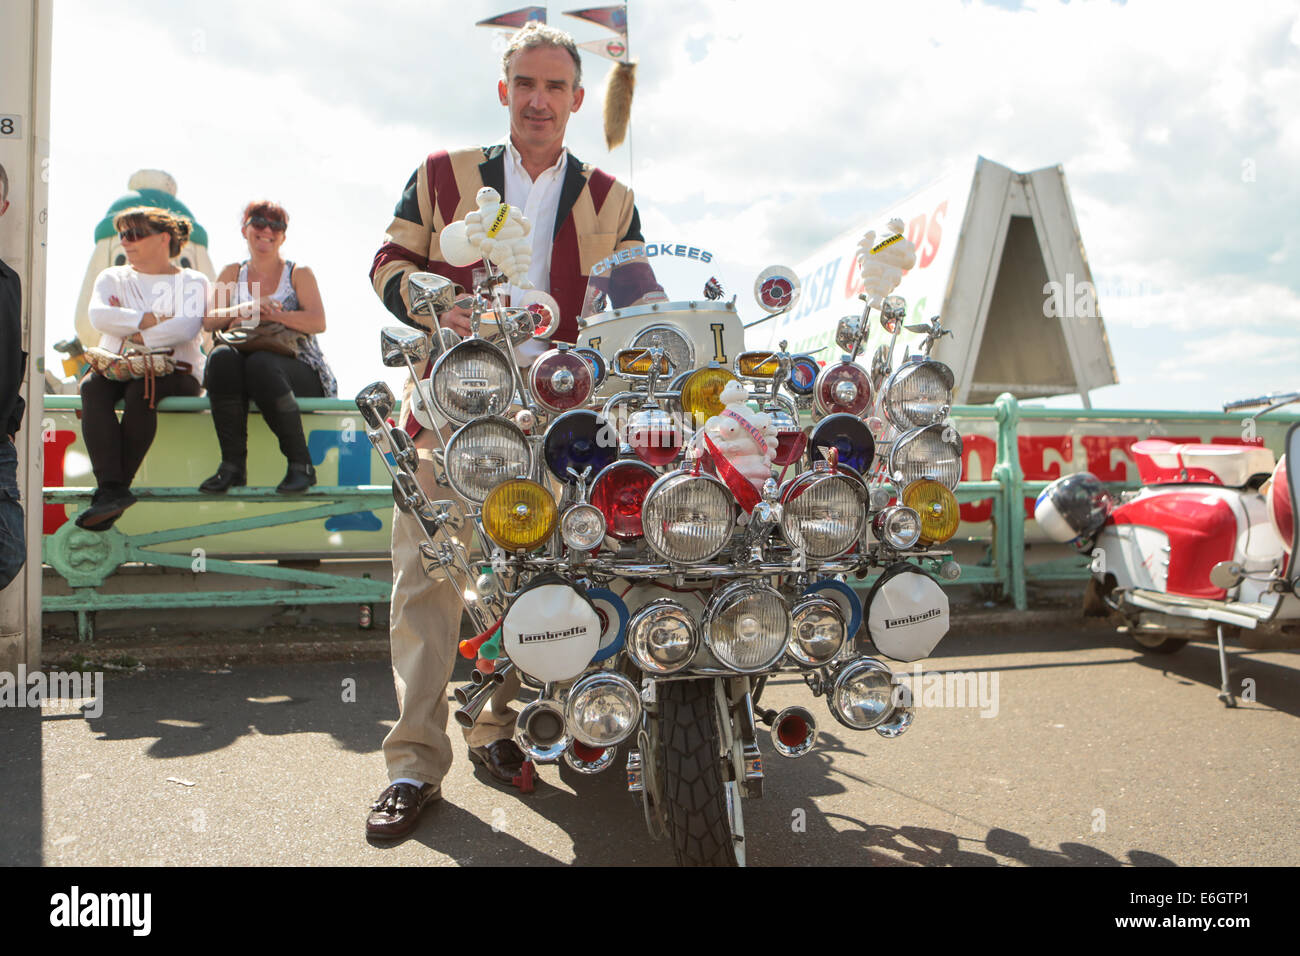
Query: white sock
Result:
<box><xmin>391</xmin><ymin>777</ymin><xmax>427</xmax><ymax>789</ymax></box>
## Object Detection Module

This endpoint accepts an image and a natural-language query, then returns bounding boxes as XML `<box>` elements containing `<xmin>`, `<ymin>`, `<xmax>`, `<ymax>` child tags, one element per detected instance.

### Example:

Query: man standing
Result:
<box><xmin>365</xmin><ymin>22</ymin><xmax>661</xmax><ymax>839</ymax></box>
<box><xmin>0</xmin><ymin>161</ymin><xmax>27</xmax><ymax>593</ymax></box>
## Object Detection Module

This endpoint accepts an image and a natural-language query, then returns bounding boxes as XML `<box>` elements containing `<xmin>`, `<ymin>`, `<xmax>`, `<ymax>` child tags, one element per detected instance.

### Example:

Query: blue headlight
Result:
<box><xmin>543</xmin><ymin>409</ymin><xmax>620</xmax><ymax>483</ymax></box>
<box><xmin>809</xmin><ymin>413</ymin><xmax>876</xmax><ymax>476</ymax></box>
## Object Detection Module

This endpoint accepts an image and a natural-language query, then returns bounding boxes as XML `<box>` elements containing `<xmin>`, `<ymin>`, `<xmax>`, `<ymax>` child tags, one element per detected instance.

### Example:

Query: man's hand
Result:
<box><xmin>437</xmin><ymin>304</ymin><xmax>473</xmax><ymax>337</ymax></box>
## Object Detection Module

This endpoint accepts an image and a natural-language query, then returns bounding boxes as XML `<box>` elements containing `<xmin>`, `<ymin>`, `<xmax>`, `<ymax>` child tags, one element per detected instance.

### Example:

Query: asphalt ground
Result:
<box><xmin>2</xmin><ymin>611</ymin><xmax>1297</xmax><ymax>867</ymax></box>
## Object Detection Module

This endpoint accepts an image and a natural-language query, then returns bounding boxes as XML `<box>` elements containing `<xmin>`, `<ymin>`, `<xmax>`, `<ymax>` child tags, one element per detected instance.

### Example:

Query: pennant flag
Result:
<box><xmin>578</xmin><ymin>36</ymin><xmax>629</xmax><ymax>62</ymax></box>
<box><xmin>563</xmin><ymin>5</ymin><xmax>627</xmax><ymax>35</ymax></box>
<box><xmin>476</xmin><ymin>6</ymin><xmax>547</xmax><ymax>28</ymax></box>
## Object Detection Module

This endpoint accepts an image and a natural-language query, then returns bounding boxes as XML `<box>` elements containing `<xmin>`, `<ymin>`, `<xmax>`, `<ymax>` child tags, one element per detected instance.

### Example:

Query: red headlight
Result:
<box><xmin>530</xmin><ymin>347</ymin><xmax>594</xmax><ymax>414</ymax></box>
<box><xmin>1268</xmin><ymin>455</ymin><xmax>1294</xmax><ymax>554</ymax></box>
<box><xmin>814</xmin><ymin>361</ymin><xmax>872</xmax><ymax>417</ymax></box>
<box><xmin>590</xmin><ymin>460</ymin><xmax>658</xmax><ymax>540</ymax></box>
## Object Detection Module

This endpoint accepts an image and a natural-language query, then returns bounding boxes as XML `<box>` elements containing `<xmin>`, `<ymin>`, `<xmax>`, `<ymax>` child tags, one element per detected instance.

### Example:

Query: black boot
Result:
<box><xmin>259</xmin><ymin>392</ymin><xmax>316</xmax><ymax>494</ymax></box>
<box><xmin>200</xmin><ymin>395</ymin><xmax>249</xmax><ymax>494</ymax></box>
<box><xmin>276</xmin><ymin>462</ymin><xmax>317</xmax><ymax>494</ymax></box>
<box><xmin>75</xmin><ymin>483</ymin><xmax>137</xmax><ymax>531</ymax></box>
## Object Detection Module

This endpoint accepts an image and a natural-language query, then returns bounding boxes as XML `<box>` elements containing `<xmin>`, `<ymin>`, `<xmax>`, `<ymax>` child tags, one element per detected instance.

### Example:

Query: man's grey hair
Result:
<box><xmin>501</xmin><ymin>22</ymin><xmax>583</xmax><ymax>90</ymax></box>
<box><xmin>0</xmin><ymin>161</ymin><xmax>8</xmax><ymax>204</ymax></box>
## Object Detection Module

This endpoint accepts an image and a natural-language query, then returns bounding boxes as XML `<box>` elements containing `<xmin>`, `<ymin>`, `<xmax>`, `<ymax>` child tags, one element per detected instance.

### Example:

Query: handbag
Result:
<box><xmin>84</xmin><ymin>344</ymin><xmax>192</xmax><ymax>408</ymax></box>
<box><xmin>215</xmin><ymin>322</ymin><xmax>305</xmax><ymax>358</ymax></box>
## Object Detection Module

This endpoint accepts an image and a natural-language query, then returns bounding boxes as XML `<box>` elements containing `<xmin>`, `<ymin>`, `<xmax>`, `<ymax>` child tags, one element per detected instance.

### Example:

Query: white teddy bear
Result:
<box><xmin>856</xmin><ymin>217</ymin><xmax>918</xmax><ymax>308</ymax></box>
<box><xmin>462</xmin><ymin>186</ymin><xmax>534</xmax><ymax>288</ymax></box>
<box><xmin>696</xmin><ymin>381</ymin><xmax>780</xmax><ymax>500</ymax></box>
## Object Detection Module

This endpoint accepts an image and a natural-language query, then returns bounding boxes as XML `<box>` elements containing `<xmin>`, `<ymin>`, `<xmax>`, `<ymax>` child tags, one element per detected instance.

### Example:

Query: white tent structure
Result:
<box><xmin>753</xmin><ymin>157</ymin><xmax>1118</xmax><ymax>407</ymax></box>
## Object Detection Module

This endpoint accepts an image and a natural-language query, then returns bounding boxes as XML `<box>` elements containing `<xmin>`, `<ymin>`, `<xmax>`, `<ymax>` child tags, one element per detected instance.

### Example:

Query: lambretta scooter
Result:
<box><xmin>1037</xmin><ymin>395</ymin><xmax>1300</xmax><ymax>706</ymax></box>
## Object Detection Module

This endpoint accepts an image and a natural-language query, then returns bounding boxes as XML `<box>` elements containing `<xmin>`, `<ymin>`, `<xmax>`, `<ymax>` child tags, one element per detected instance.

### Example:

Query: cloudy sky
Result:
<box><xmin>42</xmin><ymin>0</ymin><xmax>1300</xmax><ymax>410</ymax></box>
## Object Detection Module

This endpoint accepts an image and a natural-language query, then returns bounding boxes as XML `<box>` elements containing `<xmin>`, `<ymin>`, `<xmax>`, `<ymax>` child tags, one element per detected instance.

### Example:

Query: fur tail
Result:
<box><xmin>603</xmin><ymin>61</ymin><xmax>636</xmax><ymax>151</ymax></box>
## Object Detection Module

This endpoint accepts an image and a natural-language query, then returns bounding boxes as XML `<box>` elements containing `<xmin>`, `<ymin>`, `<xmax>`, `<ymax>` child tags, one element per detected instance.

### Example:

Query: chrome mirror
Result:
<box><xmin>1209</xmin><ymin>561</ymin><xmax>1245</xmax><ymax>590</ymax></box>
<box><xmin>408</xmin><ymin>273</ymin><xmax>456</xmax><ymax>317</ymax></box>
<box><xmin>389</xmin><ymin>426</ymin><xmax>419</xmax><ymax>474</ymax></box>
<box><xmin>420</xmin><ymin>498</ymin><xmax>466</xmax><ymax>533</ymax></box>
<box><xmin>381</xmin><ymin>326</ymin><xmax>432</xmax><ymax>367</ymax></box>
<box><xmin>880</xmin><ymin>295</ymin><xmax>906</xmax><ymax>332</ymax></box>
<box><xmin>834</xmin><ymin>316</ymin><xmax>864</xmax><ymax>356</ymax></box>
<box><xmin>355</xmin><ymin>381</ymin><xmax>396</xmax><ymax>430</ymax></box>
<box><xmin>392</xmin><ymin>470</ymin><xmax>422</xmax><ymax>515</ymax></box>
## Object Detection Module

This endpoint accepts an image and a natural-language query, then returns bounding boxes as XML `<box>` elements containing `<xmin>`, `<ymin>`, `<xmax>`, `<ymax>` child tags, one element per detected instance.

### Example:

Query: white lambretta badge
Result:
<box><xmin>502</xmin><ymin>581</ymin><xmax>601</xmax><ymax>682</ymax></box>
<box><xmin>867</xmin><ymin>567</ymin><xmax>950</xmax><ymax>662</ymax></box>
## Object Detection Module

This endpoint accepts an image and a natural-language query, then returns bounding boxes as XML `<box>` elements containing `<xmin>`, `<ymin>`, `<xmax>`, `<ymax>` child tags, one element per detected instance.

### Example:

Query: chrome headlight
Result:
<box><xmin>561</xmin><ymin>503</ymin><xmax>606</xmax><ymax>551</ymax></box>
<box><xmin>703</xmin><ymin>581</ymin><xmax>791</xmax><ymax>674</ymax></box>
<box><xmin>787</xmin><ymin>596</ymin><xmax>846</xmax><ymax>668</ymax></box>
<box><xmin>430</xmin><ymin>338</ymin><xmax>515</xmax><ymax>424</ymax></box>
<box><xmin>883</xmin><ymin>359</ymin><xmax>954</xmax><ymax>430</ymax></box>
<box><xmin>779</xmin><ymin>462</ymin><xmax>868</xmax><ymax>559</ymax></box>
<box><xmin>564</xmin><ymin>671</ymin><xmax>642</xmax><ymax>748</ymax></box>
<box><xmin>827</xmin><ymin>658</ymin><xmax>897</xmax><ymax>730</ymax></box>
<box><xmin>445</xmin><ymin>416</ymin><xmax>532</xmax><ymax>504</ymax></box>
<box><xmin>630</xmin><ymin>324</ymin><xmax>693</xmax><ymax>377</ymax></box>
<box><xmin>642</xmin><ymin>471</ymin><xmax>736</xmax><ymax>564</ymax></box>
<box><xmin>627</xmin><ymin>599</ymin><xmax>698</xmax><ymax>675</ymax></box>
<box><xmin>872</xmin><ymin>505</ymin><xmax>922</xmax><ymax>549</ymax></box>
<box><xmin>888</xmin><ymin>423</ymin><xmax>963</xmax><ymax>491</ymax></box>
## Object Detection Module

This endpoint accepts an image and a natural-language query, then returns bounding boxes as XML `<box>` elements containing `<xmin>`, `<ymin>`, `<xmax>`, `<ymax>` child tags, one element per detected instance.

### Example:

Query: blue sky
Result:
<box><xmin>42</xmin><ymin>0</ymin><xmax>1300</xmax><ymax>410</ymax></box>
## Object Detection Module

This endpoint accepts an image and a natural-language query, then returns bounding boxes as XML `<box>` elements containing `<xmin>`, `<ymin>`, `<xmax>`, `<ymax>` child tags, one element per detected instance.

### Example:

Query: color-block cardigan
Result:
<box><xmin>370</xmin><ymin>144</ymin><xmax>657</xmax><ymax>347</ymax></box>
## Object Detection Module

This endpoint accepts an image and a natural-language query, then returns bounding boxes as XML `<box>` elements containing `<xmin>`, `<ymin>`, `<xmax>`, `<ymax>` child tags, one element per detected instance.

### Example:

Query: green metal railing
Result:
<box><xmin>42</xmin><ymin>394</ymin><xmax>1300</xmax><ymax>635</ymax></box>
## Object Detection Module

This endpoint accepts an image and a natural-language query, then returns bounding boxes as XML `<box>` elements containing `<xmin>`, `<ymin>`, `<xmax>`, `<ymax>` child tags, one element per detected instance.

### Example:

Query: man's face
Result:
<box><xmin>498</xmin><ymin>45</ymin><xmax>584</xmax><ymax>155</ymax></box>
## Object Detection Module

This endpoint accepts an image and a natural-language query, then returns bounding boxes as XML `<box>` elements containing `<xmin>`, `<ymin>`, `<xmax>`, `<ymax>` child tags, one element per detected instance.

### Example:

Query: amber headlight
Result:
<box><xmin>902</xmin><ymin>479</ymin><xmax>960</xmax><ymax>545</ymax></box>
<box><xmin>888</xmin><ymin>423</ymin><xmax>963</xmax><ymax>491</ymax></box>
<box><xmin>680</xmin><ymin>366</ymin><xmax>739</xmax><ymax>425</ymax></box>
<box><xmin>642</xmin><ymin>471</ymin><xmax>736</xmax><ymax>564</ymax></box>
<box><xmin>430</xmin><ymin>338</ymin><xmax>515</xmax><ymax>424</ymax></box>
<box><xmin>482</xmin><ymin>479</ymin><xmax>557</xmax><ymax>552</ymax></box>
<box><xmin>445</xmin><ymin>417</ymin><xmax>532</xmax><ymax>504</ymax></box>
<box><xmin>703</xmin><ymin>581</ymin><xmax>791</xmax><ymax>674</ymax></box>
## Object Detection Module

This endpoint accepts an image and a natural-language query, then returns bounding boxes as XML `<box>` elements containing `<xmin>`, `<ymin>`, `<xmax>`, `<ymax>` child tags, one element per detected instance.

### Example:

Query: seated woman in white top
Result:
<box><xmin>200</xmin><ymin>200</ymin><xmax>335</xmax><ymax>494</ymax></box>
<box><xmin>77</xmin><ymin>207</ymin><xmax>209</xmax><ymax>530</ymax></box>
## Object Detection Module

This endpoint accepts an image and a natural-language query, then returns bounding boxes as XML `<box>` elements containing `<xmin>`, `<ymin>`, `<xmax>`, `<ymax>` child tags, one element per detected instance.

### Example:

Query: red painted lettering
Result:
<box><xmin>959</xmin><ymin>434</ymin><xmax>997</xmax><ymax>523</ymax></box>
<box><xmin>43</xmin><ymin>430</ymin><xmax>77</xmax><ymax>534</ymax></box>
<box><xmin>921</xmin><ymin>201</ymin><xmax>947</xmax><ymax>269</ymax></box>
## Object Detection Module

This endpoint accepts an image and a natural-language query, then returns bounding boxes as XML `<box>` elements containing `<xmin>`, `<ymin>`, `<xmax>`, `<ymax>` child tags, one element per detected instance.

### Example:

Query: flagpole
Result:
<box><xmin>625</xmin><ymin>1</ymin><xmax>634</xmax><ymax>188</ymax></box>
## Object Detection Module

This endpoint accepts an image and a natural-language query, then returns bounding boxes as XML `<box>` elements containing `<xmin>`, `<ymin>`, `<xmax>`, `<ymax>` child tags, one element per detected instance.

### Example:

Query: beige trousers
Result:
<box><xmin>381</xmin><ymin>439</ymin><xmax>522</xmax><ymax>786</ymax></box>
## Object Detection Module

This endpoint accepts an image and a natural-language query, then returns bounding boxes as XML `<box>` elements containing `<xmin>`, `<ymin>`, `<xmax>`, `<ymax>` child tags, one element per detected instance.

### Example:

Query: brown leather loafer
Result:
<box><xmin>365</xmin><ymin>782</ymin><xmax>440</xmax><ymax>840</ymax></box>
<box><xmin>468</xmin><ymin>739</ymin><xmax>526</xmax><ymax>787</ymax></box>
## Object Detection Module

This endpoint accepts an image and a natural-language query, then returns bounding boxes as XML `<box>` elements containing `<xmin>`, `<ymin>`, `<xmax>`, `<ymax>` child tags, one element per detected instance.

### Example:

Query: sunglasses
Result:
<box><xmin>118</xmin><ymin>228</ymin><xmax>159</xmax><ymax>243</ymax></box>
<box><xmin>245</xmin><ymin>215</ymin><xmax>287</xmax><ymax>232</ymax></box>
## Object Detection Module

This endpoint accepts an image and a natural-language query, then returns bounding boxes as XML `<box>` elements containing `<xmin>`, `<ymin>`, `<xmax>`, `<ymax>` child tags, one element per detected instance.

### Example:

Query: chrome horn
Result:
<box><xmin>769</xmin><ymin>705</ymin><xmax>818</xmax><ymax>758</ymax></box>
<box><xmin>563</xmin><ymin>741</ymin><xmax>617</xmax><ymax>774</ymax></box>
<box><xmin>453</xmin><ymin>661</ymin><xmax>515</xmax><ymax>729</ymax></box>
<box><xmin>515</xmin><ymin>694</ymin><xmax>569</xmax><ymax>762</ymax></box>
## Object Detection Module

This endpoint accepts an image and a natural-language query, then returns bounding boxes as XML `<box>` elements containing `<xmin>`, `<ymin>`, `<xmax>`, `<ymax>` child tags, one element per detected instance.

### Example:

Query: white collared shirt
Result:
<box><xmin>502</xmin><ymin>138</ymin><xmax>568</xmax><ymax>295</ymax></box>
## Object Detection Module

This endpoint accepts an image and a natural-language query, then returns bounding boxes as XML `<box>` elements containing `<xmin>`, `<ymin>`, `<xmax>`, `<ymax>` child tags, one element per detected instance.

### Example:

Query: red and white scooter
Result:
<box><xmin>1036</xmin><ymin>394</ymin><xmax>1300</xmax><ymax>707</ymax></box>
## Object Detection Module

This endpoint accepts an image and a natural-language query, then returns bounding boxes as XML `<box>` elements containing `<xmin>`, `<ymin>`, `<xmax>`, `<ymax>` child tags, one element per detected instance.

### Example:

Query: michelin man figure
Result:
<box><xmin>697</xmin><ymin>380</ymin><xmax>780</xmax><ymax>501</ymax></box>
<box><xmin>463</xmin><ymin>187</ymin><xmax>533</xmax><ymax>288</ymax></box>
<box><xmin>856</xmin><ymin>218</ymin><xmax>917</xmax><ymax>308</ymax></box>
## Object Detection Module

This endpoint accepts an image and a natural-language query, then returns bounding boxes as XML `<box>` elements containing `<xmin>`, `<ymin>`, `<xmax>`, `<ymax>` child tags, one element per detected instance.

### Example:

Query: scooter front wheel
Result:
<box><xmin>1131</xmin><ymin>633</ymin><xmax>1188</xmax><ymax>655</ymax></box>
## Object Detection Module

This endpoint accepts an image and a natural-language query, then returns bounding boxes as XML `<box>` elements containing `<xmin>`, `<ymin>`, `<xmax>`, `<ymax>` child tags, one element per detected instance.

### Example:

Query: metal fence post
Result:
<box><xmin>993</xmin><ymin>393</ymin><xmax>1027</xmax><ymax>610</ymax></box>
